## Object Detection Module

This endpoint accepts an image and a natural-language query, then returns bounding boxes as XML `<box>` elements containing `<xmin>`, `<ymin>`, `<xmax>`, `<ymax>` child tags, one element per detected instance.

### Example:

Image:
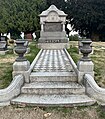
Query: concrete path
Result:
<box><xmin>33</xmin><ymin>49</ymin><xmax>74</xmax><ymax>72</ymax></box>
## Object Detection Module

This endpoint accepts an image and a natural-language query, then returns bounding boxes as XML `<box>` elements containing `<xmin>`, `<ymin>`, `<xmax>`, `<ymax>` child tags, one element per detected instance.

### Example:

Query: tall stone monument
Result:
<box><xmin>38</xmin><ymin>5</ymin><xmax>69</xmax><ymax>49</ymax></box>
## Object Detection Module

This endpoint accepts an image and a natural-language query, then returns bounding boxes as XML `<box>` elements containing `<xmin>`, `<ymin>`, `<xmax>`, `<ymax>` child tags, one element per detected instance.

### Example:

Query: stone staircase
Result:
<box><xmin>11</xmin><ymin>49</ymin><xmax>96</xmax><ymax>106</ymax></box>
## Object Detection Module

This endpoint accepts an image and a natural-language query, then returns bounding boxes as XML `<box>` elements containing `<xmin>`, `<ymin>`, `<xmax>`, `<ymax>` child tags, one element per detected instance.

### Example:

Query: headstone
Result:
<box><xmin>38</xmin><ymin>5</ymin><xmax>69</xmax><ymax>49</ymax></box>
<box><xmin>0</xmin><ymin>36</ymin><xmax>8</xmax><ymax>55</ymax></box>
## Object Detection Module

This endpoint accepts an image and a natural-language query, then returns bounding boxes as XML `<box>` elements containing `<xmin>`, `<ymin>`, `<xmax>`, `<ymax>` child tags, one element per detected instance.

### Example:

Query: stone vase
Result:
<box><xmin>80</xmin><ymin>39</ymin><xmax>92</xmax><ymax>61</ymax></box>
<box><xmin>15</xmin><ymin>40</ymin><xmax>27</xmax><ymax>62</ymax></box>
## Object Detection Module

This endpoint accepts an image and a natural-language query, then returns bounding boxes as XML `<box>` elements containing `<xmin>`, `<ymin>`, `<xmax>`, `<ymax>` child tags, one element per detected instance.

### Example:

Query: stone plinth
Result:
<box><xmin>0</xmin><ymin>41</ymin><xmax>8</xmax><ymax>55</ymax></box>
<box><xmin>38</xmin><ymin>43</ymin><xmax>69</xmax><ymax>49</ymax></box>
<box><xmin>77</xmin><ymin>60</ymin><xmax>94</xmax><ymax>83</ymax></box>
<box><xmin>12</xmin><ymin>61</ymin><xmax>30</xmax><ymax>78</ymax></box>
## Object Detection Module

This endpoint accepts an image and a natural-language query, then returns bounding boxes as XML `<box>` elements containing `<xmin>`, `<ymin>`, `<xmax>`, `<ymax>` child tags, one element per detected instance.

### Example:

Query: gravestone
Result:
<box><xmin>0</xmin><ymin>36</ymin><xmax>8</xmax><ymax>55</ymax></box>
<box><xmin>38</xmin><ymin>5</ymin><xmax>69</xmax><ymax>49</ymax></box>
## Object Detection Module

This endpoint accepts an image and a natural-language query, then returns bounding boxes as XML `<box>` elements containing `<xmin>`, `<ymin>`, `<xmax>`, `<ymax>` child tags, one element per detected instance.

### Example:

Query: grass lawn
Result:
<box><xmin>0</xmin><ymin>41</ymin><xmax>40</xmax><ymax>89</ymax></box>
<box><xmin>0</xmin><ymin>41</ymin><xmax>105</xmax><ymax>88</ymax></box>
<box><xmin>0</xmin><ymin>41</ymin><xmax>105</xmax><ymax>119</ymax></box>
<box><xmin>68</xmin><ymin>41</ymin><xmax>105</xmax><ymax>88</ymax></box>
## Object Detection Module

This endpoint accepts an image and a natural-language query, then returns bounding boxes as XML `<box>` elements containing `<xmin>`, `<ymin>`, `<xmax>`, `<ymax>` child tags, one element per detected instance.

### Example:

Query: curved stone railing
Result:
<box><xmin>0</xmin><ymin>75</ymin><xmax>24</xmax><ymax>106</ymax></box>
<box><xmin>84</xmin><ymin>74</ymin><xmax>105</xmax><ymax>103</ymax></box>
<box><xmin>64</xmin><ymin>49</ymin><xmax>78</xmax><ymax>75</ymax></box>
<box><xmin>24</xmin><ymin>49</ymin><xmax>43</xmax><ymax>82</ymax></box>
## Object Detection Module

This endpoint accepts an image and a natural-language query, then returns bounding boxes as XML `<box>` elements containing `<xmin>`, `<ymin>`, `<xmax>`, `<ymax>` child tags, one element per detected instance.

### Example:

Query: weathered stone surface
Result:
<box><xmin>0</xmin><ymin>50</ymin><xmax>7</xmax><ymax>55</ymax></box>
<box><xmin>77</xmin><ymin>60</ymin><xmax>94</xmax><ymax>83</ymax></box>
<box><xmin>84</xmin><ymin>74</ymin><xmax>105</xmax><ymax>104</ymax></box>
<box><xmin>44</xmin><ymin>22</ymin><xmax>62</xmax><ymax>32</ymax></box>
<box><xmin>77</xmin><ymin>61</ymin><xmax>94</xmax><ymax>72</ymax></box>
<box><xmin>11</xmin><ymin>49</ymin><xmax>96</xmax><ymax>107</ymax></box>
<box><xmin>13</xmin><ymin>60</ymin><xmax>30</xmax><ymax>78</ymax></box>
<box><xmin>21</xmin><ymin>81</ymin><xmax>85</xmax><ymax>95</ymax></box>
<box><xmin>0</xmin><ymin>41</ymin><xmax>7</xmax><ymax>51</ymax></box>
<box><xmin>33</xmin><ymin>49</ymin><xmax>74</xmax><ymax>72</ymax></box>
<box><xmin>0</xmin><ymin>75</ymin><xmax>24</xmax><ymax>106</ymax></box>
<box><xmin>23</xmin><ymin>49</ymin><xmax>43</xmax><ymax>83</ymax></box>
<box><xmin>30</xmin><ymin>72</ymin><xmax>77</xmax><ymax>82</ymax></box>
<box><xmin>30</xmin><ymin>49</ymin><xmax>77</xmax><ymax>82</ymax></box>
<box><xmin>38</xmin><ymin>43</ymin><xmax>69</xmax><ymax>49</ymax></box>
<box><xmin>39</xmin><ymin>5</ymin><xmax>68</xmax><ymax>48</ymax></box>
<box><xmin>11</xmin><ymin>94</ymin><xmax>96</xmax><ymax>107</ymax></box>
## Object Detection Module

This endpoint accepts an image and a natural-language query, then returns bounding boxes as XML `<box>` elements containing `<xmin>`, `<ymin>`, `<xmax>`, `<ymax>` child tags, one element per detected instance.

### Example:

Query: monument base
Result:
<box><xmin>12</xmin><ymin>61</ymin><xmax>30</xmax><ymax>78</ymax></box>
<box><xmin>39</xmin><ymin>31</ymin><xmax>68</xmax><ymax>43</ymax></box>
<box><xmin>38</xmin><ymin>43</ymin><xmax>70</xmax><ymax>49</ymax></box>
<box><xmin>0</xmin><ymin>50</ymin><xmax>8</xmax><ymax>55</ymax></box>
<box><xmin>77</xmin><ymin>60</ymin><xmax>94</xmax><ymax>83</ymax></box>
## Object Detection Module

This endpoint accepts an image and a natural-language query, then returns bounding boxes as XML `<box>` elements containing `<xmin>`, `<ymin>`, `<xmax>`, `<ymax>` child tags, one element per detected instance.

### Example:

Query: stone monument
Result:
<box><xmin>0</xmin><ymin>36</ymin><xmax>8</xmax><ymax>55</ymax></box>
<box><xmin>38</xmin><ymin>5</ymin><xmax>69</xmax><ymax>49</ymax></box>
<box><xmin>12</xmin><ymin>39</ymin><xmax>30</xmax><ymax>78</ymax></box>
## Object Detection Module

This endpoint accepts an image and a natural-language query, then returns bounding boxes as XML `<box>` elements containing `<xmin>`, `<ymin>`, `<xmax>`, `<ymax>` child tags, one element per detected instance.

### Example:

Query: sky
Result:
<box><xmin>67</xmin><ymin>24</ymin><xmax>79</xmax><ymax>36</ymax></box>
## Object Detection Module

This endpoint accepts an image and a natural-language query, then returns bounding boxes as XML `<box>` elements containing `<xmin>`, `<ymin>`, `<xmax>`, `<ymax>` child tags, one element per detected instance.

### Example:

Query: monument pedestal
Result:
<box><xmin>77</xmin><ymin>60</ymin><xmax>94</xmax><ymax>83</ymax></box>
<box><xmin>38</xmin><ymin>43</ymin><xmax>69</xmax><ymax>49</ymax></box>
<box><xmin>0</xmin><ymin>50</ymin><xmax>8</xmax><ymax>55</ymax></box>
<box><xmin>12</xmin><ymin>61</ymin><xmax>30</xmax><ymax>78</ymax></box>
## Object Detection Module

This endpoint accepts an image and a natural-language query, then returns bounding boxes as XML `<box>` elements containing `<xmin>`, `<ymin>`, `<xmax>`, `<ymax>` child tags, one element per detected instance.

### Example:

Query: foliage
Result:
<box><xmin>46</xmin><ymin>0</ymin><xmax>105</xmax><ymax>41</ymax></box>
<box><xmin>0</xmin><ymin>0</ymin><xmax>46</xmax><ymax>35</ymax></box>
<box><xmin>67</xmin><ymin>46</ymin><xmax>80</xmax><ymax>63</ymax></box>
<box><xmin>46</xmin><ymin>0</ymin><xmax>66</xmax><ymax>10</ymax></box>
<box><xmin>0</xmin><ymin>0</ymin><xmax>105</xmax><ymax>41</ymax></box>
<box><xmin>65</xmin><ymin>0</ymin><xmax>105</xmax><ymax>41</ymax></box>
<box><xmin>69</xmin><ymin>35</ymin><xmax>79</xmax><ymax>41</ymax></box>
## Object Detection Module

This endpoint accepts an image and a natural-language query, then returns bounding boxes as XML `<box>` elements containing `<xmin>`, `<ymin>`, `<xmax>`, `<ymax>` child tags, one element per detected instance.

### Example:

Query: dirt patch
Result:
<box><xmin>0</xmin><ymin>106</ymin><xmax>102</xmax><ymax>119</ymax></box>
<box><xmin>0</xmin><ymin>57</ymin><xmax>15</xmax><ymax>63</ymax></box>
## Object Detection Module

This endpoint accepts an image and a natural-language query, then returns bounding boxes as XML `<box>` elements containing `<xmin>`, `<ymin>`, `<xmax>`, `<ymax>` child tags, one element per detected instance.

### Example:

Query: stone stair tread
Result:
<box><xmin>30</xmin><ymin>72</ymin><xmax>77</xmax><ymax>77</ymax></box>
<box><xmin>22</xmin><ymin>82</ymin><xmax>84</xmax><ymax>89</ymax></box>
<box><xmin>11</xmin><ymin>94</ymin><xmax>96</xmax><ymax>106</ymax></box>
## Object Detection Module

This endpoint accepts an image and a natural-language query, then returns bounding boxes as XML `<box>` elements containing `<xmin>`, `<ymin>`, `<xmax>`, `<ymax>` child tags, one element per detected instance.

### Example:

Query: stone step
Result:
<box><xmin>30</xmin><ymin>72</ymin><xmax>77</xmax><ymax>82</ymax></box>
<box><xmin>11</xmin><ymin>94</ymin><xmax>96</xmax><ymax>107</ymax></box>
<box><xmin>21</xmin><ymin>82</ymin><xmax>85</xmax><ymax>95</ymax></box>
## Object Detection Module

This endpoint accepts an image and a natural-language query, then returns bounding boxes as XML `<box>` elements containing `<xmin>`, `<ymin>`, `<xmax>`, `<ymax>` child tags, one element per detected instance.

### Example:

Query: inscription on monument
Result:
<box><xmin>44</xmin><ymin>22</ymin><xmax>62</xmax><ymax>32</ymax></box>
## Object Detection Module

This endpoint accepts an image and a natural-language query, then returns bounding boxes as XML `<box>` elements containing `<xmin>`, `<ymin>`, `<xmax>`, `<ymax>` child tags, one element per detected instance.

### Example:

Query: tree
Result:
<box><xmin>0</xmin><ymin>0</ymin><xmax>47</xmax><ymax>37</ymax></box>
<box><xmin>46</xmin><ymin>0</ymin><xmax>66</xmax><ymax>10</ymax></box>
<box><xmin>65</xmin><ymin>0</ymin><xmax>105</xmax><ymax>41</ymax></box>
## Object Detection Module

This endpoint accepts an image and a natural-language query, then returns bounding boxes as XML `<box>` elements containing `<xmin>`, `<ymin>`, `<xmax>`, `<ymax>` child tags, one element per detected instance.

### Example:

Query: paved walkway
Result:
<box><xmin>33</xmin><ymin>49</ymin><xmax>74</xmax><ymax>72</ymax></box>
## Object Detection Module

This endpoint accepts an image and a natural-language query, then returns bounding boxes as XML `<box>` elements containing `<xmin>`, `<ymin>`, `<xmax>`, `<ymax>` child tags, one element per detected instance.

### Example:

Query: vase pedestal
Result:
<box><xmin>12</xmin><ymin>61</ymin><xmax>30</xmax><ymax>78</ymax></box>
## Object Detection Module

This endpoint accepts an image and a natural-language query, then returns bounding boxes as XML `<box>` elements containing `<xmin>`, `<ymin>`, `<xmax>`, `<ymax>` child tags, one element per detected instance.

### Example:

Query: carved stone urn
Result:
<box><xmin>15</xmin><ymin>39</ymin><xmax>27</xmax><ymax>61</ymax></box>
<box><xmin>80</xmin><ymin>39</ymin><xmax>92</xmax><ymax>61</ymax></box>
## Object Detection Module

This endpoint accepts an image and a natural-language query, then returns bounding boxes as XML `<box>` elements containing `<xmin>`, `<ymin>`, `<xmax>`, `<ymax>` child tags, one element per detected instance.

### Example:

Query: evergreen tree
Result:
<box><xmin>66</xmin><ymin>0</ymin><xmax>105</xmax><ymax>40</ymax></box>
<box><xmin>0</xmin><ymin>0</ymin><xmax>46</xmax><ymax>36</ymax></box>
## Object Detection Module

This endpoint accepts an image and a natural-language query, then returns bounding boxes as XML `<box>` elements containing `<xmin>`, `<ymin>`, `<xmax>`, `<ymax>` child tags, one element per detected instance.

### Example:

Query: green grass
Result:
<box><xmin>25</xmin><ymin>42</ymin><xmax>40</xmax><ymax>63</ymax></box>
<box><xmin>1</xmin><ymin>41</ymin><xmax>105</xmax><ymax>118</ymax></box>
<box><xmin>0</xmin><ymin>63</ymin><xmax>13</xmax><ymax>88</ymax></box>
<box><xmin>97</xmin><ymin>106</ymin><xmax>105</xmax><ymax>119</ymax></box>
<box><xmin>0</xmin><ymin>41</ymin><xmax>40</xmax><ymax>88</ymax></box>
<box><xmin>67</xmin><ymin>42</ymin><xmax>105</xmax><ymax>88</ymax></box>
<box><xmin>67</xmin><ymin>46</ymin><xmax>80</xmax><ymax>63</ymax></box>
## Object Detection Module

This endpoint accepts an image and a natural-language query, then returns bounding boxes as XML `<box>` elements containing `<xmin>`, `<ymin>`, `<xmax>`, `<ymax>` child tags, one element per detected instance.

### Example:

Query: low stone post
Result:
<box><xmin>12</xmin><ymin>39</ymin><xmax>30</xmax><ymax>79</ymax></box>
<box><xmin>77</xmin><ymin>39</ymin><xmax>94</xmax><ymax>83</ymax></box>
